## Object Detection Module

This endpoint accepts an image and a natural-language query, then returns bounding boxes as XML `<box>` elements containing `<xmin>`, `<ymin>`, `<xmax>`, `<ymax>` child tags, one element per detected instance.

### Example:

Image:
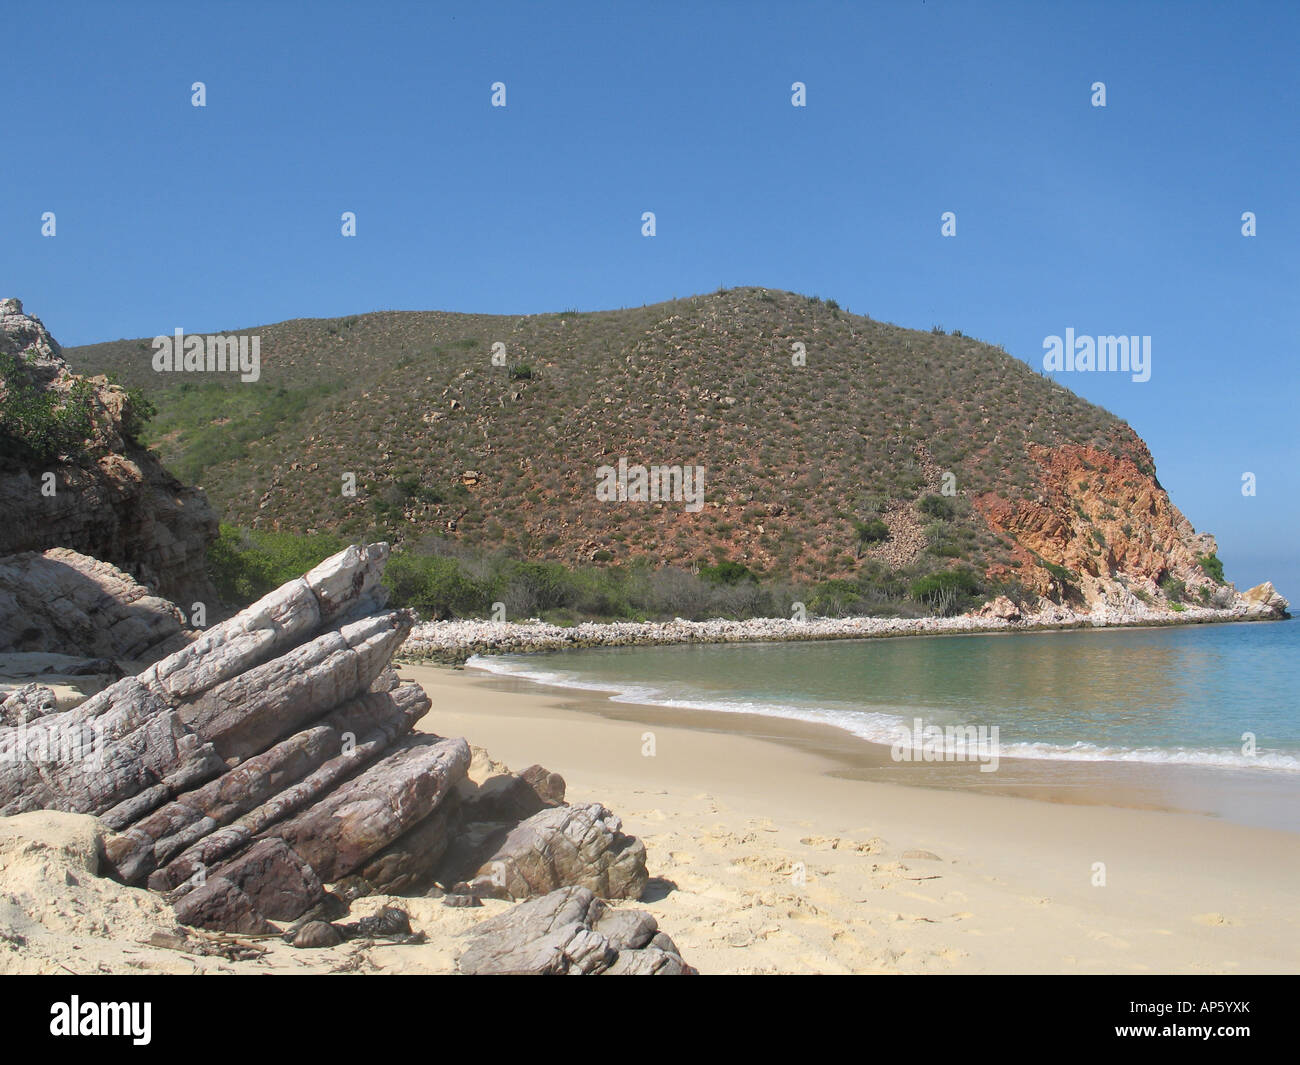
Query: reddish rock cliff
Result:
<box><xmin>975</xmin><ymin>430</ymin><xmax>1222</xmax><ymax>608</ymax></box>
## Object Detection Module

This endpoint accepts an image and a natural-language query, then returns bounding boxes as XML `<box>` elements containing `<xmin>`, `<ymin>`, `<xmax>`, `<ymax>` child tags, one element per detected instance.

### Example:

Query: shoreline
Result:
<box><xmin>400</xmin><ymin>664</ymin><xmax>1300</xmax><ymax>973</ymax></box>
<box><xmin>399</xmin><ymin>601</ymin><xmax>1288</xmax><ymax>664</ymax></box>
<box><xmin>453</xmin><ymin>649</ymin><xmax>1300</xmax><ymax>835</ymax></box>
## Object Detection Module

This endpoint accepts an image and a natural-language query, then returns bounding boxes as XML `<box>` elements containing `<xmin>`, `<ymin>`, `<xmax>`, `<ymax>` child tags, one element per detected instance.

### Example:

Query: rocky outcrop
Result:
<box><xmin>0</xmin><ymin>547</ymin><xmax>191</xmax><ymax>663</ymax></box>
<box><xmin>457</xmin><ymin>886</ymin><xmax>693</xmax><ymax>975</ymax></box>
<box><xmin>0</xmin><ymin>545</ymin><xmax>403</xmax><ymax>815</ymax></box>
<box><xmin>451</xmin><ymin>802</ymin><xmax>649</xmax><ymax>902</ymax></box>
<box><xmin>171</xmin><ymin>837</ymin><xmax>326</xmax><ymax>935</ymax></box>
<box><xmin>976</xmin><ymin>595</ymin><xmax>1021</xmax><ymax>622</ymax></box>
<box><xmin>271</xmin><ymin>735</ymin><xmax>469</xmax><ymax>883</ymax></box>
<box><xmin>976</xmin><ymin>438</ymin><xmax>1249</xmax><ymax>610</ymax></box>
<box><xmin>1</xmin><ymin>655</ymin><xmax>124</xmax><ymax>718</ymax></box>
<box><xmin>456</xmin><ymin>761</ymin><xmax>566</xmax><ymax>824</ymax></box>
<box><xmin>402</xmin><ymin>588</ymin><xmax>1282</xmax><ymax>663</ymax></box>
<box><xmin>1243</xmin><ymin>582</ymin><xmax>1290</xmax><ymax>619</ymax></box>
<box><xmin>0</xmin><ymin>683</ymin><xmax>61</xmax><ymax>725</ymax></box>
<box><xmin>0</xmin><ymin>543</ymin><xmax>675</xmax><ymax>971</ymax></box>
<box><xmin>0</xmin><ymin>299</ymin><xmax>217</xmax><ymax>607</ymax></box>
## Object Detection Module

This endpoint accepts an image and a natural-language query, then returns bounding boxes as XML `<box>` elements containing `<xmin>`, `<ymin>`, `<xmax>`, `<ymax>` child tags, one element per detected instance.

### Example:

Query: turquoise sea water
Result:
<box><xmin>470</xmin><ymin>619</ymin><xmax>1300</xmax><ymax>774</ymax></box>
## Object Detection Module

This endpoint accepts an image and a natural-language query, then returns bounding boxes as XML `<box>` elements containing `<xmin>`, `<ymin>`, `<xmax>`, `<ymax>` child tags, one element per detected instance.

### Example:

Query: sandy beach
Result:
<box><xmin>400</xmin><ymin>663</ymin><xmax>1300</xmax><ymax>975</ymax></box>
<box><xmin>3</xmin><ymin>656</ymin><xmax>1296</xmax><ymax>976</ymax></box>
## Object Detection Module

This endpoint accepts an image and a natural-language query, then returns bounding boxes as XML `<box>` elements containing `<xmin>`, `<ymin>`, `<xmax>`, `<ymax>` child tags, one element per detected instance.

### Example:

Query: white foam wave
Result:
<box><xmin>465</xmin><ymin>655</ymin><xmax>1300</xmax><ymax>773</ymax></box>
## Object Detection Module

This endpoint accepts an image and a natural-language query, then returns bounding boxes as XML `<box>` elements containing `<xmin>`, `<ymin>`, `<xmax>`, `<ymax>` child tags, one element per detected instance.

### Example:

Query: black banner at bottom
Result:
<box><xmin>1</xmin><ymin>973</ymin><xmax>1290</xmax><ymax>1052</ymax></box>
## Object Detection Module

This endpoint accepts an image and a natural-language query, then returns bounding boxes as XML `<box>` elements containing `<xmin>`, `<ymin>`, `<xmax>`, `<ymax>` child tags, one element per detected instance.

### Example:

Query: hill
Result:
<box><xmin>64</xmin><ymin>287</ymin><xmax>1228</xmax><ymax>616</ymax></box>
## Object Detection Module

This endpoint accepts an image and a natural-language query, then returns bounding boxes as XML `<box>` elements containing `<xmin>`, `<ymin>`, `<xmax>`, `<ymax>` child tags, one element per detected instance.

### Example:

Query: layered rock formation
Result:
<box><xmin>446</xmin><ymin>801</ymin><xmax>648</xmax><ymax>902</ymax></box>
<box><xmin>976</xmin><ymin>438</ymin><xmax>1260</xmax><ymax>610</ymax></box>
<box><xmin>457</xmin><ymin>886</ymin><xmax>692</xmax><ymax>975</ymax></box>
<box><xmin>0</xmin><ymin>299</ymin><xmax>217</xmax><ymax>607</ymax></box>
<box><xmin>0</xmin><ymin>543</ymin><xmax>678</xmax><ymax>972</ymax></box>
<box><xmin>0</xmin><ymin>547</ymin><xmax>191</xmax><ymax>663</ymax></box>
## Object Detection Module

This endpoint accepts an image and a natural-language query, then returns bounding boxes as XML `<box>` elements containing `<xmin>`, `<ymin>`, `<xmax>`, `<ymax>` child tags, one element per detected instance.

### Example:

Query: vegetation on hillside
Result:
<box><xmin>68</xmin><ymin>288</ymin><xmax>1136</xmax><ymax>616</ymax></box>
<box><xmin>1</xmin><ymin>348</ymin><xmax>156</xmax><ymax>461</ymax></box>
<box><xmin>1197</xmin><ymin>553</ymin><xmax>1225</xmax><ymax>584</ymax></box>
<box><xmin>143</xmin><ymin>379</ymin><xmax>340</xmax><ymax>485</ymax></box>
<box><xmin>208</xmin><ymin>523</ymin><xmax>1033</xmax><ymax>622</ymax></box>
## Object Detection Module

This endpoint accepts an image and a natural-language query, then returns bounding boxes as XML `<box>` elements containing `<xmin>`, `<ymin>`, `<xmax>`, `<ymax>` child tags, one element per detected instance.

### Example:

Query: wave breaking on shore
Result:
<box><xmin>464</xmin><ymin>652</ymin><xmax>1300</xmax><ymax>775</ymax></box>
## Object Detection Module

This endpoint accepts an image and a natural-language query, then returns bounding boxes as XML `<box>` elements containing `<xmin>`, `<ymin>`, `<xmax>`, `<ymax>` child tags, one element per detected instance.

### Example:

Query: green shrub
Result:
<box><xmin>119</xmin><ymin>387</ymin><xmax>156</xmax><ymax>444</ymax></box>
<box><xmin>1197</xmin><ymin>554</ymin><xmax>1225</xmax><ymax>584</ymax></box>
<box><xmin>504</xmin><ymin>560</ymin><xmax>576</xmax><ymax>612</ymax></box>
<box><xmin>101</xmin><ymin>371</ymin><xmax>156</xmax><ymax>445</ymax></box>
<box><xmin>208</xmin><ymin>524</ymin><xmax>346</xmax><ymax>603</ymax></box>
<box><xmin>808</xmin><ymin>578</ymin><xmax>864</xmax><ymax>617</ymax></box>
<box><xmin>853</xmin><ymin>519</ymin><xmax>889</xmax><ymax>544</ymax></box>
<box><xmin>0</xmin><ymin>348</ymin><xmax>98</xmax><ymax>460</ymax></box>
<box><xmin>564</xmin><ymin>567</ymin><xmax>632</xmax><ymax>618</ymax></box>
<box><xmin>698</xmin><ymin>560</ymin><xmax>757</xmax><ymax>585</ymax></box>
<box><xmin>909</xmin><ymin>568</ymin><xmax>981</xmax><ymax>616</ymax></box>
<box><xmin>383</xmin><ymin>553</ymin><xmax>491</xmax><ymax>618</ymax></box>
<box><xmin>1158</xmin><ymin>573</ymin><xmax>1187</xmax><ymax>603</ymax></box>
<box><xmin>917</xmin><ymin>494</ymin><xmax>955</xmax><ymax>520</ymax></box>
<box><xmin>988</xmin><ymin>577</ymin><xmax>1032</xmax><ymax>606</ymax></box>
<box><xmin>141</xmin><ymin>380</ymin><xmax>340</xmax><ymax>485</ymax></box>
<box><xmin>857</xmin><ymin>562</ymin><xmax>908</xmax><ymax>601</ymax></box>
<box><xmin>1038</xmin><ymin>557</ymin><xmax>1079</xmax><ymax>589</ymax></box>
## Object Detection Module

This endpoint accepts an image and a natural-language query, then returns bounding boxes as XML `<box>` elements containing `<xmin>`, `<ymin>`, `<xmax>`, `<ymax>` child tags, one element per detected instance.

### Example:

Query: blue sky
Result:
<box><xmin>3</xmin><ymin>1</ymin><xmax>1296</xmax><ymax>595</ymax></box>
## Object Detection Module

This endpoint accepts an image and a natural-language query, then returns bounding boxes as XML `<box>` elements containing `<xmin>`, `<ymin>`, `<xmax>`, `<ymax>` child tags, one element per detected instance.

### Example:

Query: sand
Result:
<box><xmin>0</xmin><ymin>809</ymin><xmax>505</xmax><ymax>975</ymax></box>
<box><xmin>403</xmin><ymin>664</ymin><xmax>1300</xmax><ymax>975</ymax></box>
<box><xmin>3</xmin><ymin>662</ymin><xmax>1296</xmax><ymax>975</ymax></box>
